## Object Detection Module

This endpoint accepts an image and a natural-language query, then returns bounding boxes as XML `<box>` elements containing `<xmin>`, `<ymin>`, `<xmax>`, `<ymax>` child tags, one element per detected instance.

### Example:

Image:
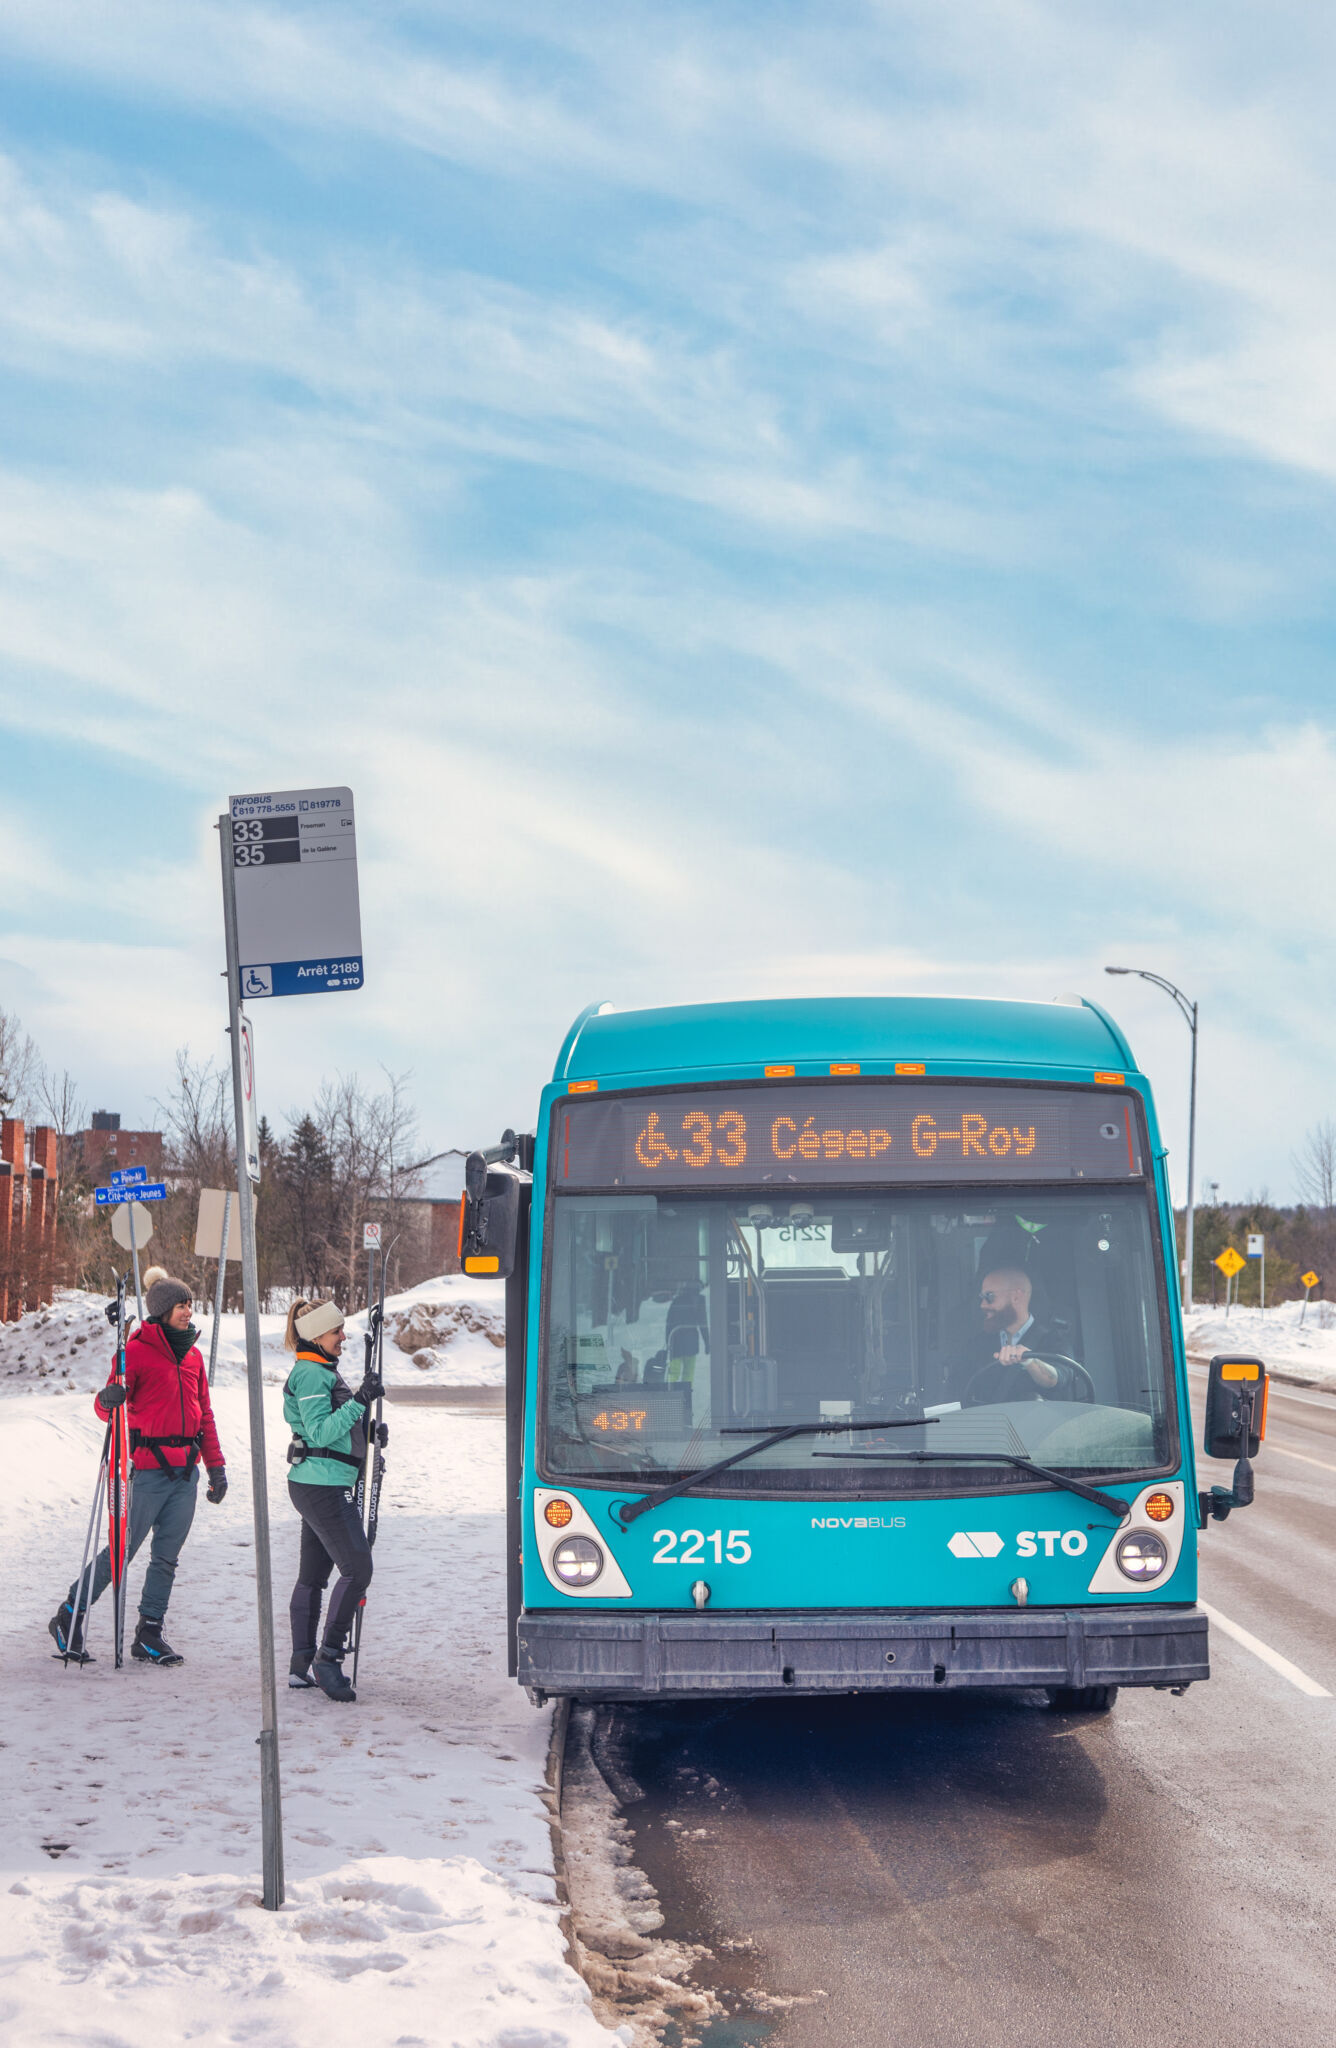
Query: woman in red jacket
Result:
<box><xmin>48</xmin><ymin>1268</ymin><xmax>228</xmax><ymax>1666</ymax></box>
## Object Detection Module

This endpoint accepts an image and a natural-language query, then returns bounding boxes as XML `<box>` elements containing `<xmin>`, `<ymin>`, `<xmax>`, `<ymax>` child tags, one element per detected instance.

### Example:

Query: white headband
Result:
<box><xmin>295</xmin><ymin>1302</ymin><xmax>345</xmax><ymax>1342</ymax></box>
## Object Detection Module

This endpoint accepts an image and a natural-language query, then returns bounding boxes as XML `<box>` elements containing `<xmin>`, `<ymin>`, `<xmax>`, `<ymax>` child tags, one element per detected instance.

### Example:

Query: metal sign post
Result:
<box><xmin>218</xmin><ymin>817</ymin><xmax>285</xmax><ymax>1913</ymax></box>
<box><xmin>1247</xmin><ymin>1233</ymin><xmax>1265</xmax><ymax>1313</ymax></box>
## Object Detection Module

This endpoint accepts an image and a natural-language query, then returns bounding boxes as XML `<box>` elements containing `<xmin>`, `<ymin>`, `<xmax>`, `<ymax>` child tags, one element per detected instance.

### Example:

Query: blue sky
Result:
<box><xmin>1</xmin><ymin>1</ymin><xmax>1334</xmax><ymax>1198</ymax></box>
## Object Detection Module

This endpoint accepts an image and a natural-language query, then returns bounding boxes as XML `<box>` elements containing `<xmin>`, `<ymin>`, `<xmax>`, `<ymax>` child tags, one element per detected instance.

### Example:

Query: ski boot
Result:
<box><xmin>49</xmin><ymin>1603</ymin><xmax>94</xmax><ymax>1664</ymax></box>
<box><xmin>131</xmin><ymin>1619</ymin><xmax>184</xmax><ymax>1667</ymax></box>
<box><xmin>313</xmin><ymin>1647</ymin><xmax>356</xmax><ymax>1702</ymax></box>
<box><xmin>289</xmin><ymin>1652</ymin><xmax>318</xmax><ymax>1690</ymax></box>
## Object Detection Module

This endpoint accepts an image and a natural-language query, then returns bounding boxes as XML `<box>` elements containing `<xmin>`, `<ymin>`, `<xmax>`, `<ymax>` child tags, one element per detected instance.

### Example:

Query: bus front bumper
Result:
<box><xmin>516</xmin><ymin>1605</ymin><xmax>1209</xmax><ymax>1701</ymax></box>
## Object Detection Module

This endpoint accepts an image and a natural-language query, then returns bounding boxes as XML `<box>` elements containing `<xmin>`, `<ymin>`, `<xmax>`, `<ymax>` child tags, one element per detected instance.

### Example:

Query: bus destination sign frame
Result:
<box><xmin>554</xmin><ymin>1082</ymin><xmax>1145</xmax><ymax>1190</ymax></box>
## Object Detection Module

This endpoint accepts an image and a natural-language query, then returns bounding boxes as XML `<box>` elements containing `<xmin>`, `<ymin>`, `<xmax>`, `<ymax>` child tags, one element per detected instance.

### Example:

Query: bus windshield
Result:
<box><xmin>541</xmin><ymin>1186</ymin><xmax>1174</xmax><ymax>1493</ymax></box>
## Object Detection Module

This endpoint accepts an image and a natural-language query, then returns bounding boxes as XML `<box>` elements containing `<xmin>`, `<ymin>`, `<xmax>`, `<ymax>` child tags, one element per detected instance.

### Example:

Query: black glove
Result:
<box><xmin>99</xmin><ymin>1383</ymin><xmax>128</xmax><ymax>1410</ymax></box>
<box><xmin>206</xmin><ymin>1468</ymin><xmax>228</xmax><ymax>1504</ymax></box>
<box><xmin>358</xmin><ymin>1370</ymin><xmax>384</xmax><ymax>1404</ymax></box>
<box><xmin>374</xmin><ymin>1421</ymin><xmax>389</xmax><ymax>1449</ymax></box>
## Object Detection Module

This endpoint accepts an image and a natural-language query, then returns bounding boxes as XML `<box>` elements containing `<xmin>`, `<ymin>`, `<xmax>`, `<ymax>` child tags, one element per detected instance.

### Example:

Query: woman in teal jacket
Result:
<box><xmin>282</xmin><ymin>1298</ymin><xmax>384</xmax><ymax>1702</ymax></box>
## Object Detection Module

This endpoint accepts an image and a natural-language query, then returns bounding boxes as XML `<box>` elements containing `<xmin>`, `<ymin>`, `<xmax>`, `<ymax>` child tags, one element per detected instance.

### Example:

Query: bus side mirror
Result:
<box><xmin>1203</xmin><ymin>1355</ymin><xmax>1268</xmax><ymax>1461</ymax></box>
<box><xmin>459</xmin><ymin>1156</ymin><xmax>523</xmax><ymax>1278</ymax></box>
<box><xmin>1201</xmin><ymin>1354</ymin><xmax>1268</xmax><ymax>1523</ymax></box>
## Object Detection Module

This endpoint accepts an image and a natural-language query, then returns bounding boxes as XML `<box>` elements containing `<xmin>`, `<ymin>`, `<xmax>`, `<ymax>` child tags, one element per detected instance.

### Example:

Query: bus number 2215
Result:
<box><xmin>652</xmin><ymin>1529</ymin><xmax>752</xmax><ymax>1564</ymax></box>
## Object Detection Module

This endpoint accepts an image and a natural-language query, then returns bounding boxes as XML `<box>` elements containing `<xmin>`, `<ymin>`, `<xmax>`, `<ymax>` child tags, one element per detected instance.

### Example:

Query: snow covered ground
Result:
<box><xmin>0</xmin><ymin>1362</ymin><xmax>625</xmax><ymax>2048</ymax></box>
<box><xmin>1183</xmin><ymin>1299</ymin><xmax>1336</xmax><ymax>1387</ymax></box>
<box><xmin>0</xmin><ymin>1275</ymin><xmax>506</xmax><ymax>1399</ymax></box>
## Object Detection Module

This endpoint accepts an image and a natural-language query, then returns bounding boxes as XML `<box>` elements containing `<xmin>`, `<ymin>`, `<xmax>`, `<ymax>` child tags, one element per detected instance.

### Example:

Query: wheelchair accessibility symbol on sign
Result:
<box><xmin>243</xmin><ymin>965</ymin><xmax>273</xmax><ymax>998</ymax></box>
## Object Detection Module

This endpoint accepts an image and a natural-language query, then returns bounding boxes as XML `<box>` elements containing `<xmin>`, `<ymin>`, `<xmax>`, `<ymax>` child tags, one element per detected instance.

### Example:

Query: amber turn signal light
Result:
<box><xmin>544</xmin><ymin>1499</ymin><xmax>574</xmax><ymax>1527</ymax></box>
<box><xmin>1145</xmin><ymin>1492</ymin><xmax>1175</xmax><ymax>1522</ymax></box>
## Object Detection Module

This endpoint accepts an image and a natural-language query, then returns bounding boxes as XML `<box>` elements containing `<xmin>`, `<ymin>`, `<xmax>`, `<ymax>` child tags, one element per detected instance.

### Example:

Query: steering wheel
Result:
<box><xmin>963</xmin><ymin>1350</ymin><xmax>1096</xmax><ymax>1407</ymax></box>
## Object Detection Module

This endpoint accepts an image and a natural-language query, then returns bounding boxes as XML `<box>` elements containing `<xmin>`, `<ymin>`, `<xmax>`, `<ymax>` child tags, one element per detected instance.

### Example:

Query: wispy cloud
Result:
<box><xmin>2</xmin><ymin>4</ymin><xmax>1336</xmax><ymax>1188</ymax></box>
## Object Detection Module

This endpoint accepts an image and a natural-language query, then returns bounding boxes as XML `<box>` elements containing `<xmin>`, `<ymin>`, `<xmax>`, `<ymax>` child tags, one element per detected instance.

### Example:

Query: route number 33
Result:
<box><xmin>652</xmin><ymin>1528</ymin><xmax>752</xmax><ymax>1564</ymax></box>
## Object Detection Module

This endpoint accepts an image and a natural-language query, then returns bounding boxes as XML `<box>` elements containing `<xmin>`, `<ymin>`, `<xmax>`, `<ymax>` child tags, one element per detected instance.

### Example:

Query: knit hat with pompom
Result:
<box><xmin>144</xmin><ymin>1267</ymin><xmax>192</xmax><ymax>1320</ymax></box>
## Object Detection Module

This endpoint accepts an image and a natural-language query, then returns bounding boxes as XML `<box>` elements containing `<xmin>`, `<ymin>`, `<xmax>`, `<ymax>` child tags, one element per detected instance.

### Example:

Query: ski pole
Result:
<box><xmin>56</xmin><ymin>1428</ymin><xmax>111</xmax><ymax>1668</ymax></box>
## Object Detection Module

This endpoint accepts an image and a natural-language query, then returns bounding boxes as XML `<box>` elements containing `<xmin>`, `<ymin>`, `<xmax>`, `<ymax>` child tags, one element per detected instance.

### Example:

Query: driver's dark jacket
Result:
<box><xmin>967</xmin><ymin>1318</ymin><xmax>1079</xmax><ymax>1402</ymax></box>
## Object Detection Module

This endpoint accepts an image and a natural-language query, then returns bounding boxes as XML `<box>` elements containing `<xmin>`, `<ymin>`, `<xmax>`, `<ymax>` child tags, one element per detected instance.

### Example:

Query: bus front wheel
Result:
<box><xmin>1046</xmin><ymin>1684</ymin><xmax>1118</xmax><ymax>1713</ymax></box>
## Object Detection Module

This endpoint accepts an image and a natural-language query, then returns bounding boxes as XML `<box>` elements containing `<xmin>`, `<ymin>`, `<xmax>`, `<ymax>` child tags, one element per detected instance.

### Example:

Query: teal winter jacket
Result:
<box><xmin>283</xmin><ymin>1349</ymin><xmax>367</xmax><ymax>1488</ymax></box>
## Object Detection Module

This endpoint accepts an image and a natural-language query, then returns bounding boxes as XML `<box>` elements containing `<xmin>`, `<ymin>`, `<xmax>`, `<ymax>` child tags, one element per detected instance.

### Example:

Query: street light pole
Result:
<box><xmin>1105</xmin><ymin>967</ymin><xmax>1198</xmax><ymax>1313</ymax></box>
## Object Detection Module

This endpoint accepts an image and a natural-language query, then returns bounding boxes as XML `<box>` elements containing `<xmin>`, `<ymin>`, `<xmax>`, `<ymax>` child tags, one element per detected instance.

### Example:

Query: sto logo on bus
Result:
<box><xmin>948</xmin><ymin>1528</ymin><xmax>1089</xmax><ymax>1559</ymax></box>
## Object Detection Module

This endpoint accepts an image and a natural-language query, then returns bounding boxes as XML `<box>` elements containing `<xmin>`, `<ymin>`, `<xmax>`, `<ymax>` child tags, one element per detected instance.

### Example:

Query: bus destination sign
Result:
<box><xmin>555</xmin><ymin>1085</ymin><xmax>1143</xmax><ymax>1188</ymax></box>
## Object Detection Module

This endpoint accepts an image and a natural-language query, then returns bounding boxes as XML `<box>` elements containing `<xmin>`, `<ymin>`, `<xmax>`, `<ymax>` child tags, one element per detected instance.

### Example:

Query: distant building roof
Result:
<box><xmin>410</xmin><ymin>1150</ymin><xmax>468</xmax><ymax>1203</ymax></box>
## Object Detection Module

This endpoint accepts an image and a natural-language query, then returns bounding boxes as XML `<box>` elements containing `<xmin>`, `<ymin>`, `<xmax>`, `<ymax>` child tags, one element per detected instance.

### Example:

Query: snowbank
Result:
<box><xmin>0</xmin><ymin>1383</ymin><xmax>624</xmax><ymax>2048</ymax></box>
<box><xmin>4</xmin><ymin>1856</ymin><xmax>620</xmax><ymax>2047</ymax></box>
<box><xmin>0</xmin><ymin>1275</ymin><xmax>506</xmax><ymax>1399</ymax></box>
<box><xmin>1184</xmin><ymin>1299</ymin><xmax>1336</xmax><ymax>1388</ymax></box>
<box><xmin>347</xmin><ymin>1273</ymin><xmax>507</xmax><ymax>1387</ymax></box>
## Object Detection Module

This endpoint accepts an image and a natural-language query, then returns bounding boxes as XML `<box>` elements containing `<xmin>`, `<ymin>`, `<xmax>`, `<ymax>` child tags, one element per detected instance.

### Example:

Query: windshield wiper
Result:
<box><xmin>810</xmin><ymin>1447</ymin><xmax>1129</xmax><ymax>1521</ymax></box>
<box><xmin>615</xmin><ymin>1417</ymin><xmax>939</xmax><ymax>1527</ymax></box>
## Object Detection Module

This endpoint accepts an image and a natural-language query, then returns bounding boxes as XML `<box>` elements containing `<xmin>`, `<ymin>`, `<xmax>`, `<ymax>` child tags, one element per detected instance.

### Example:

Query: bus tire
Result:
<box><xmin>1045</xmin><ymin>1684</ymin><xmax>1118</xmax><ymax>1713</ymax></box>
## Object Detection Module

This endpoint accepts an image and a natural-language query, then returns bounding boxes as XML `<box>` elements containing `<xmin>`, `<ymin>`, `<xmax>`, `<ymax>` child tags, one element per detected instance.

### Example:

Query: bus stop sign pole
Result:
<box><xmin>218</xmin><ymin>816</ymin><xmax>285</xmax><ymax>1912</ymax></box>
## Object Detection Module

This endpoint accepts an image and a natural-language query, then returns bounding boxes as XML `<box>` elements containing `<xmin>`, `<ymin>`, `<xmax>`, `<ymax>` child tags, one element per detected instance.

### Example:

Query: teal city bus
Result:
<box><xmin>461</xmin><ymin>996</ymin><xmax>1267</xmax><ymax>1711</ymax></box>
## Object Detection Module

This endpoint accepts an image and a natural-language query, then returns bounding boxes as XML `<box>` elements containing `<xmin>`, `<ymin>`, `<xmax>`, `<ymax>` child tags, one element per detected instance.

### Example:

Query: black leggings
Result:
<box><xmin>288</xmin><ymin>1478</ymin><xmax>373</xmax><ymax>1659</ymax></box>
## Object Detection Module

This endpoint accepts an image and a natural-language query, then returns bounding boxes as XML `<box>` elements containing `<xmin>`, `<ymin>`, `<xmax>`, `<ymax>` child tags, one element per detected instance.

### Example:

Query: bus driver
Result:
<box><xmin>970</xmin><ymin>1267</ymin><xmax>1080</xmax><ymax>1401</ymax></box>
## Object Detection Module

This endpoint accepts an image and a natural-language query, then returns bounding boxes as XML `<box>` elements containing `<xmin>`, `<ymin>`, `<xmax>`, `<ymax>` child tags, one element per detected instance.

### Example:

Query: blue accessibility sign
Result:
<box><xmin>240</xmin><ymin>955</ymin><xmax>364</xmax><ymax>999</ymax></box>
<box><xmin>111</xmin><ymin>1166</ymin><xmax>148</xmax><ymax>1188</ymax></box>
<box><xmin>96</xmin><ymin>1183</ymin><xmax>167</xmax><ymax>1206</ymax></box>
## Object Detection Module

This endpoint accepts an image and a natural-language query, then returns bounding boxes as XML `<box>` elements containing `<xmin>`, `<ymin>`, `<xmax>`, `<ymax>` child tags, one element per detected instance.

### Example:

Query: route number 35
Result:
<box><xmin>652</xmin><ymin>1528</ymin><xmax>751</xmax><ymax>1564</ymax></box>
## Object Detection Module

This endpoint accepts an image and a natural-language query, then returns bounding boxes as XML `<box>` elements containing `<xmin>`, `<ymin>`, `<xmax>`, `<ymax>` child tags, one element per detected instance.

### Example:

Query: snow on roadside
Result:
<box><xmin>346</xmin><ymin>1273</ymin><xmax>507</xmax><ymax>1387</ymax></box>
<box><xmin>0</xmin><ymin>1382</ymin><xmax>625</xmax><ymax>2048</ymax></box>
<box><xmin>1184</xmin><ymin>1300</ymin><xmax>1336</xmax><ymax>1388</ymax></box>
<box><xmin>0</xmin><ymin>1274</ymin><xmax>506</xmax><ymax>1399</ymax></box>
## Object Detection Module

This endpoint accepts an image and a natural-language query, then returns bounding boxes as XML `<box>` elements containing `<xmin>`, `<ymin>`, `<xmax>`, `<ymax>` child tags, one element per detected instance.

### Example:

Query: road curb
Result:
<box><xmin>542</xmin><ymin>1694</ymin><xmax>576</xmax><ymax>1955</ymax></box>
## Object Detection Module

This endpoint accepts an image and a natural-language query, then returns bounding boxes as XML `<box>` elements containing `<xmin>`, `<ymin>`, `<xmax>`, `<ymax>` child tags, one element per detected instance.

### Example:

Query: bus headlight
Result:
<box><xmin>552</xmin><ymin>1535</ymin><xmax>604</xmax><ymax>1586</ymax></box>
<box><xmin>1115</xmin><ymin>1530</ymin><xmax>1169</xmax><ymax>1581</ymax></box>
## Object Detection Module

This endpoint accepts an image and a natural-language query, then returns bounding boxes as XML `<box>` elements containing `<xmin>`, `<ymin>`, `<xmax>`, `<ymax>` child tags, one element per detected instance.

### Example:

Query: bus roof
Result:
<box><xmin>555</xmin><ymin>995</ymin><xmax>1138</xmax><ymax>1086</ymax></box>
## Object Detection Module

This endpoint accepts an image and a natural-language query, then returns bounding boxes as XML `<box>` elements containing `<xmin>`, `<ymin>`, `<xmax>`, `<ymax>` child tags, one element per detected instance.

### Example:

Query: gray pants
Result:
<box><xmin>66</xmin><ymin>1466</ymin><xmax>199</xmax><ymax>1624</ymax></box>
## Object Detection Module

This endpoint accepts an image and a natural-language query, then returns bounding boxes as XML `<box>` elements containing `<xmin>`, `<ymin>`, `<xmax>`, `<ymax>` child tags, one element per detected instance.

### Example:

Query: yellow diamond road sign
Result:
<box><xmin>1302</xmin><ymin>1270</ymin><xmax>1320</xmax><ymax>1290</ymax></box>
<box><xmin>1215</xmin><ymin>1247</ymin><xmax>1246</xmax><ymax>1278</ymax></box>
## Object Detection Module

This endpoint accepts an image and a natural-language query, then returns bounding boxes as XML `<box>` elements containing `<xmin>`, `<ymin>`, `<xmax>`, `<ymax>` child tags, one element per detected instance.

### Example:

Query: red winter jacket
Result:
<box><xmin>95</xmin><ymin>1322</ymin><xmax>225</xmax><ymax>1474</ymax></box>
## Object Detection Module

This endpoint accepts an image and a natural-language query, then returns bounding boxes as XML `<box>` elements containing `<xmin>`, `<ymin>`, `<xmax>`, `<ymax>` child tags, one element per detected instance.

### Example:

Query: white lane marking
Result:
<box><xmin>1269</xmin><ymin>1444</ymin><xmax>1336</xmax><ymax>1478</ymax></box>
<box><xmin>1199</xmin><ymin>1600</ymin><xmax>1332</xmax><ymax>1698</ymax></box>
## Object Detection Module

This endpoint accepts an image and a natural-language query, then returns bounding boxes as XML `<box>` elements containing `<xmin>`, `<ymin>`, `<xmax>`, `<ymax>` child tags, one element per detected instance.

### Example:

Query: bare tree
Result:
<box><xmin>39</xmin><ymin>1066</ymin><xmax>86</xmax><ymax>1145</ymax></box>
<box><xmin>310</xmin><ymin>1068</ymin><xmax>422</xmax><ymax>1305</ymax></box>
<box><xmin>1293</xmin><ymin>1121</ymin><xmax>1336</xmax><ymax>1214</ymax></box>
<box><xmin>0</xmin><ymin>1006</ymin><xmax>40</xmax><ymax>1120</ymax></box>
<box><xmin>157</xmin><ymin>1050</ymin><xmax>233</xmax><ymax>1185</ymax></box>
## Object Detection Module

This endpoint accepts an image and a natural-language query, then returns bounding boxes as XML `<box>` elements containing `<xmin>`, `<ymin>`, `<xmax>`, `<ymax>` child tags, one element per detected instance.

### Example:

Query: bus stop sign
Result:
<box><xmin>228</xmin><ymin>787</ymin><xmax>362</xmax><ymax>997</ymax></box>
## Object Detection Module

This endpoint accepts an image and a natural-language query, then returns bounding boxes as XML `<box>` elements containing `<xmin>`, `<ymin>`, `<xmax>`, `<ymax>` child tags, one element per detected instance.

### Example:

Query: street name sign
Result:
<box><xmin>228</xmin><ymin>787</ymin><xmax>362</xmax><ymax>997</ymax></box>
<box><xmin>111</xmin><ymin>1166</ymin><xmax>148</xmax><ymax>1188</ymax></box>
<box><xmin>96</xmin><ymin>1182</ymin><xmax>166</xmax><ymax>1206</ymax></box>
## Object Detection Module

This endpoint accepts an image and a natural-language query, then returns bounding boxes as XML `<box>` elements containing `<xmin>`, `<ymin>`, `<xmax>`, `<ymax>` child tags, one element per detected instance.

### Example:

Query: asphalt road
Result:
<box><xmin>594</xmin><ymin>1375</ymin><xmax>1336</xmax><ymax>2046</ymax></box>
